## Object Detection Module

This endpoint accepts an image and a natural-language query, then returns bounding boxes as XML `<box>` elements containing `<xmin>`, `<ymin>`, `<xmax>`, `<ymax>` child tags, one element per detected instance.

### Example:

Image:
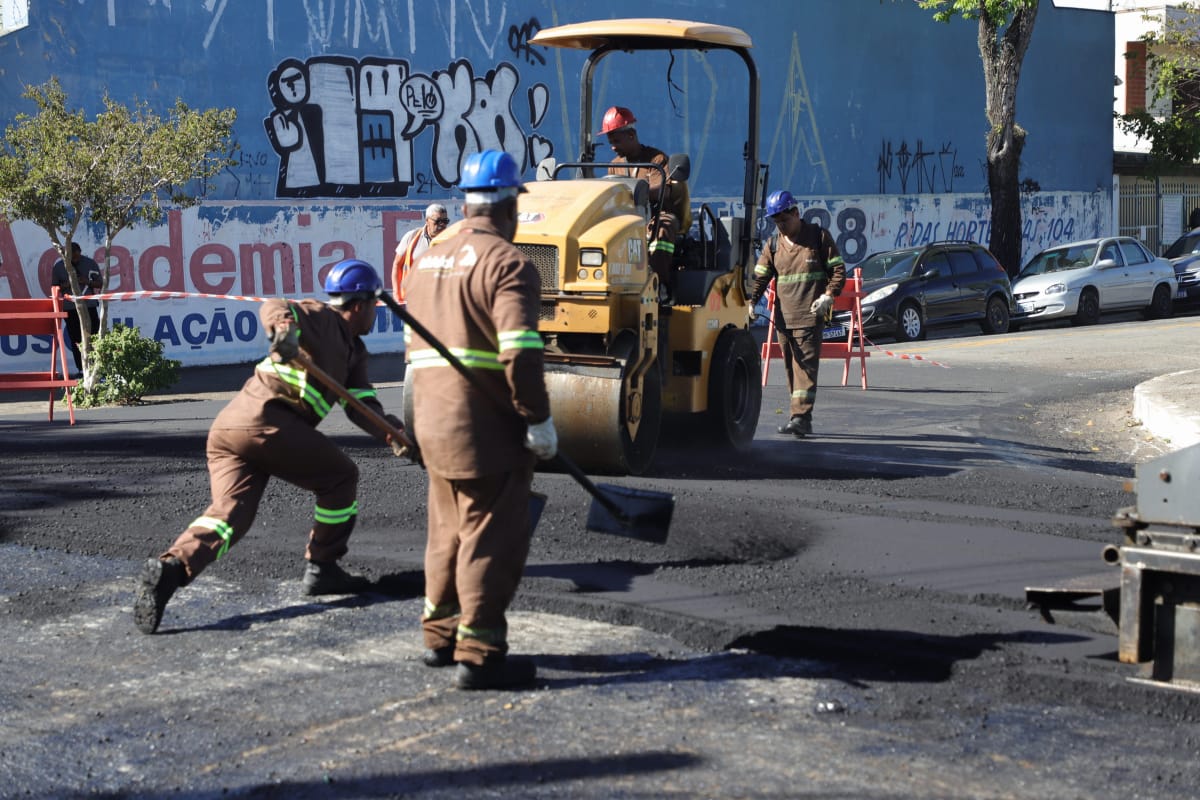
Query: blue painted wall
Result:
<box><xmin>0</xmin><ymin>0</ymin><xmax>1113</xmax><ymax>202</ymax></box>
<box><xmin>0</xmin><ymin>1</ymin><xmax>1116</xmax><ymax>367</ymax></box>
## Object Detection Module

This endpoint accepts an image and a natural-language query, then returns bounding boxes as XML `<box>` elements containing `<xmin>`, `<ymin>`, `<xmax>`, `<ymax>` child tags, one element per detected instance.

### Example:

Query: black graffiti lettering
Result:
<box><xmin>404</xmin><ymin>82</ymin><xmax>439</xmax><ymax>111</ymax></box>
<box><xmin>507</xmin><ymin>18</ymin><xmax>545</xmax><ymax>65</ymax></box>
<box><xmin>878</xmin><ymin>138</ymin><xmax>958</xmax><ymax>194</ymax></box>
<box><xmin>414</xmin><ymin>173</ymin><xmax>437</xmax><ymax>195</ymax></box>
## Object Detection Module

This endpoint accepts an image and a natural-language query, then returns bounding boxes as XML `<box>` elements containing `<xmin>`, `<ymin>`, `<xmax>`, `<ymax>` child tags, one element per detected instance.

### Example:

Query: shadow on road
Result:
<box><xmin>727</xmin><ymin>625</ymin><xmax>1094</xmax><ymax>684</ymax></box>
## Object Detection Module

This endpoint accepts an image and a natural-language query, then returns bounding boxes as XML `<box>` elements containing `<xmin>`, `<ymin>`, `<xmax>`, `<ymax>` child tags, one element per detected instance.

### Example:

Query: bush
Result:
<box><xmin>73</xmin><ymin>322</ymin><xmax>181</xmax><ymax>407</ymax></box>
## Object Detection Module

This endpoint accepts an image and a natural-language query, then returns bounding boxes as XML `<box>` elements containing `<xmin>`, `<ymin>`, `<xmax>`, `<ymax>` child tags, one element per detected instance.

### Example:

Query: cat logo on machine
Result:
<box><xmin>627</xmin><ymin>237</ymin><xmax>644</xmax><ymax>264</ymax></box>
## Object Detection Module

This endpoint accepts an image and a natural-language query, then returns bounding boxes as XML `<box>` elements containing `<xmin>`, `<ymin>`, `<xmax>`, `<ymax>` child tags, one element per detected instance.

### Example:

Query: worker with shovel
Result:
<box><xmin>133</xmin><ymin>259</ymin><xmax>409</xmax><ymax>635</ymax></box>
<box><xmin>403</xmin><ymin>149</ymin><xmax>554</xmax><ymax>691</ymax></box>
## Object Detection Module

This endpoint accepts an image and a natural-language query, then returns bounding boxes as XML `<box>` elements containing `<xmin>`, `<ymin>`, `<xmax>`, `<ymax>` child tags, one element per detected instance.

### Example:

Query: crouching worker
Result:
<box><xmin>133</xmin><ymin>259</ymin><xmax>407</xmax><ymax>634</ymax></box>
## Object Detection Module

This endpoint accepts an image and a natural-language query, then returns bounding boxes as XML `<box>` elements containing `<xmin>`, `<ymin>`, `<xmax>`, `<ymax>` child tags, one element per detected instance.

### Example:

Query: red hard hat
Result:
<box><xmin>598</xmin><ymin>106</ymin><xmax>637</xmax><ymax>136</ymax></box>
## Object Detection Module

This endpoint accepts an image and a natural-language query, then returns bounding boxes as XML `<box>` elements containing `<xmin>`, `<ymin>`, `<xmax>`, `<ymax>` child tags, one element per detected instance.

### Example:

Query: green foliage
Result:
<box><xmin>916</xmin><ymin>0</ymin><xmax>1038</xmax><ymax>25</ymax></box>
<box><xmin>1117</xmin><ymin>4</ymin><xmax>1200</xmax><ymax>167</ymax></box>
<box><xmin>73</xmin><ymin>323</ymin><xmax>181</xmax><ymax>407</ymax></box>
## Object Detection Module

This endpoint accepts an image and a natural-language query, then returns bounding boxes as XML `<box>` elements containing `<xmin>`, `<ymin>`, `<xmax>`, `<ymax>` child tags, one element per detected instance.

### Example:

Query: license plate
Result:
<box><xmin>822</xmin><ymin>325</ymin><xmax>846</xmax><ymax>341</ymax></box>
<box><xmin>1177</xmin><ymin>289</ymin><xmax>1187</xmax><ymax>300</ymax></box>
<box><xmin>1017</xmin><ymin>301</ymin><xmax>1036</xmax><ymax>313</ymax></box>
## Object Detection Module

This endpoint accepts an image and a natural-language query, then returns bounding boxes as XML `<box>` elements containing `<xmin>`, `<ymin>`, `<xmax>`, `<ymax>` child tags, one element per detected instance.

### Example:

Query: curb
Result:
<box><xmin>1133</xmin><ymin>369</ymin><xmax>1200</xmax><ymax>449</ymax></box>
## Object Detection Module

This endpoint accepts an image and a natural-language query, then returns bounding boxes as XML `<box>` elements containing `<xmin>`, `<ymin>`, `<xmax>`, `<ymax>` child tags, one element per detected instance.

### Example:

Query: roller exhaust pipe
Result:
<box><xmin>1102</xmin><ymin>544</ymin><xmax>1122</xmax><ymax>565</ymax></box>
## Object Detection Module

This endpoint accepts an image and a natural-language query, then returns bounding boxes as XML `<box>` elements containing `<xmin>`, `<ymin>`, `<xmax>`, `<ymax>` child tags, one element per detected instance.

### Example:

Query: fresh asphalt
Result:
<box><xmin>3</xmin><ymin>336</ymin><xmax>1200</xmax><ymax>798</ymax></box>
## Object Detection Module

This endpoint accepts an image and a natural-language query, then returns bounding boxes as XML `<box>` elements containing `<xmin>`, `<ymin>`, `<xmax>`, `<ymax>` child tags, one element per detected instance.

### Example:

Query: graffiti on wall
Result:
<box><xmin>264</xmin><ymin>55</ymin><xmax>553</xmax><ymax>198</ymax></box>
<box><xmin>876</xmin><ymin>139</ymin><xmax>965</xmax><ymax>194</ymax></box>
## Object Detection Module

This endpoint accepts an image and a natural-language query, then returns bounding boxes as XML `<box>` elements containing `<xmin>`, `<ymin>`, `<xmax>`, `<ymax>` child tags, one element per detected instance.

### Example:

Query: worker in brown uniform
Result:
<box><xmin>133</xmin><ymin>259</ymin><xmax>406</xmax><ymax>634</ymax></box>
<box><xmin>403</xmin><ymin>149</ymin><xmax>555</xmax><ymax>691</ymax></box>
<box><xmin>749</xmin><ymin>190</ymin><xmax>846</xmax><ymax>438</ymax></box>
<box><xmin>598</xmin><ymin>105</ymin><xmax>691</xmax><ymax>303</ymax></box>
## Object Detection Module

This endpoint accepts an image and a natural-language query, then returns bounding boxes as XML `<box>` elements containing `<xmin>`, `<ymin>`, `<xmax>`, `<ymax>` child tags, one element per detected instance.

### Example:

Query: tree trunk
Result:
<box><xmin>978</xmin><ymin>2</ymin><xmax>1038</xmax><ymax>278</ymax></box>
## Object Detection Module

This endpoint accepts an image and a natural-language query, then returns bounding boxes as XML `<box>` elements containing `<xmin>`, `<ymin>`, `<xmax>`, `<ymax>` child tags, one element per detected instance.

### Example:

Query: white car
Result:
<box><xmin>1010</xmin><ymin>236</ymin><xmax>1177</xmax><ymax>328</ymax></box>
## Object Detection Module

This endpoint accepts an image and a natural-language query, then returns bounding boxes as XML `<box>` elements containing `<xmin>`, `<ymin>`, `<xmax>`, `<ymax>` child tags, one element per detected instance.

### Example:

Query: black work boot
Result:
<box><xmin>456</xmin><ymin>656</ymin><xmax>537</xmax><ymax>691</ymax></box>
<box><xmin>301</xmin><ymin>561</ymin><xmax>371</xmax><ymax>596</ymax></box>
<box><xmin>133</xmin><ymin>557</ymin><xmax>185</xmax><ymax>634</ymax></box>
<box><xmin>777</xmin><ymin>415</ymin><xmax>811</xmax><ymax>437</ymax></box>
<box><xmin>422</xmin><ymin>646</ymin><xmax>455</xmax><ymax>668</ymax></box>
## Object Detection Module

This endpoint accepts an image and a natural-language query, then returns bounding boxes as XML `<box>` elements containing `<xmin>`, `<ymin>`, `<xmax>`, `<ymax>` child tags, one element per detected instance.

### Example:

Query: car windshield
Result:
<box><xmin>1164</xmin><ymin>232</ymin><xmax>1200</xmax><ymax>259</ymax></box>
<box><xmin>1019</xmin><ymin>244</ymin><xmax>1097</xmax><ymax>278</ymax></box>
<box><xmin>854</xmin><ymin>248</ymin><xmax>920</xmax><ymax>281</ymax></box>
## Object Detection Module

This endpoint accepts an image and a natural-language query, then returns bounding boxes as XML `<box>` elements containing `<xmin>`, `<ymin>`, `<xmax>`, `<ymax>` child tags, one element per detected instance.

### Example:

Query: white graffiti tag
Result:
<box><xmin>264</xmin><ymin>55</ymin><xmax>549</xmax><ymax>198</ymax></box>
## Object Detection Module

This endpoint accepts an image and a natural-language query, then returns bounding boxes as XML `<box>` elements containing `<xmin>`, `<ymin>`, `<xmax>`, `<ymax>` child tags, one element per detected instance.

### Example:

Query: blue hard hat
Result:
<box><xmin>459</xmin><ymin>150</ymin><xmax>528</xmax><ymax>193</ymax></box>
<box><xmin>324</xmin><ymin>259</ymin><xmax>382</xmax><ymax>297</ymax></box>
<box><xmin>765</xmin><ymin>189</ymin><xmax>798</xmax><ymax>217</ymax></box>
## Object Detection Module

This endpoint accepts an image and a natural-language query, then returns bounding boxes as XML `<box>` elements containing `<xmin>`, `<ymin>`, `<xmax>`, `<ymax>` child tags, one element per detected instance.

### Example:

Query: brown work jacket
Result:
<box><xmin>612</xmin><ymin>144</ymin><xmax>692</xmax><ymax>231</ymax></box>
<box><xmin>404</xmin><ymin>216</ymin><xmax>549</xmax><ymax>479</ymax></box>
<box><xmin>754</xmin><ymin>223</ymin><xmax>847</xmax><ymax>329</ymax></box>
<box><xmin>214</xmin><ymin>298</ymin><xmax>389</xmax><ymax>438</ymax></box>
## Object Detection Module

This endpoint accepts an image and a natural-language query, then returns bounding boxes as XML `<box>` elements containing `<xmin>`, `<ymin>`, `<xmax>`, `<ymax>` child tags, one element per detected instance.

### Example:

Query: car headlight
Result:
<box><xmin>862</xmin><ymin>283</ymin><xmax>898</xmax><ymax>305</ymax></box>
<box><xmin>1044</xmin><ymin>283</ymin><xmax>1067</xmax><ymax>296</ymax></box>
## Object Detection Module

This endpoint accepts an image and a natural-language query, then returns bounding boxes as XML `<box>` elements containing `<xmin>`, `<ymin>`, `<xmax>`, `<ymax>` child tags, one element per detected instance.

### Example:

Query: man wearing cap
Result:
<box><xmin>597</xmin><ymin>105</ymin><xmax>691</xmax><ymax>303</ymax></box>
<box><xmin>403</xmin><ymin>149</ymin><xmax>554</xmax><ymax>690</ymax></box>
<box><xmin>749</xmin><ymin>190</ymin><xmax>846</xmax><ymax>438</ymax></box>
<box><xmin>391</xmin><ymin>203</ymin><xmax>450</xmax><ymax>301</ymax></box>
<box><xmin>132</xmin><ymin>259</ymin><xmax>407</xmax><ymax>635</ymax></box>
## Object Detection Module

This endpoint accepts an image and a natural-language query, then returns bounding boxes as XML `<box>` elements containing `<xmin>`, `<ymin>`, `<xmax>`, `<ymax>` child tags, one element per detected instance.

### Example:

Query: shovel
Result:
<box><xmin>380</xmin><ymin>291</ymin><xmax>674</xmax><ymax>544</ymax></box>
<box><xmin>289</xmin><ymin>350</ymin><xmax>547</xmax><ymax>534</ymax></box>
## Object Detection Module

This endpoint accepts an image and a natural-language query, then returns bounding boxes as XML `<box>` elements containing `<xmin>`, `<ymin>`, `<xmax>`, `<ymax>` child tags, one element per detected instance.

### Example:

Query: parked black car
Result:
<box><xmin>827</xmin><ymin>241</ymin><xmax>1015</xmax><ymax>342</ymax></box>
<box><xmin>1163</xmin><ymin>227</ymin><xmax>1200</xmax><ymax>307</ymax></box>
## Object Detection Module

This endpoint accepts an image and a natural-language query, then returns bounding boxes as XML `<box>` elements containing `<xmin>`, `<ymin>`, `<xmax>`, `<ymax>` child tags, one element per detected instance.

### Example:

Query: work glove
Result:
<box><xmin>269</xmin><ymin>324</ymin><xmax>300</xmax><ymax>363</ymax></box>
<box><xmin>810</xmin><ymin>294</ymin><xmax>834</xmax><ymax>318</ymax></box>
<box><xmin>525</xmin><ymin>416</ymin><xmax>558</xmax><ymax>461</ymax></box>
<box><xmin>385</xmin><ymin>416</ymin><xmax>423</xmax><ymax>466</ymax></box>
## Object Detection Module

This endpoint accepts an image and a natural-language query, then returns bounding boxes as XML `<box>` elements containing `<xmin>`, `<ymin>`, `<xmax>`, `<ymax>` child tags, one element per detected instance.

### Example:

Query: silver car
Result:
<box><xmin>1010</xmin><ymin>236</ymin><xmax>1177</xmax><ymax>329</ymax></box>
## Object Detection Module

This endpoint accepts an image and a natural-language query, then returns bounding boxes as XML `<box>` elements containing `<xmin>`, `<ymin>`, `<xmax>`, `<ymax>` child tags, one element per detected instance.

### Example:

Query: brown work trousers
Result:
<box><xmin>422</xmin><ymin>463</ymin><xmax>535</xmax><ymax>666</ymax></box>
<box><xmin>648</xmin><ymin>210</ymin><xmax>681</xmax><ymax>293</ymax></box>
<box><xmin>777</xmin><ymin>325</ymin><xmax>822</xmax><ymax>418</ymax></box>
<box><xmin>164</xmin><ymin>406</ymin><xmax>359</xmax><ymax>581</ymax></box>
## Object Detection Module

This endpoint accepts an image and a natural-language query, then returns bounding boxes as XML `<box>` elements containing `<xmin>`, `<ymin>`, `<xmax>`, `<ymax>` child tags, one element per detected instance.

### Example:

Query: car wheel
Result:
<box><xmin>896</xmin><ymin>302</ymin><xmax>925</xmax><ymax>341</ymax></box>
<box><xmin>1143</xmin><ymin>283</ymin><xmax>1174</xmax><ymax>320</ymax></box>
<box><xmin>1071</xmin><ymin>288</ymin><xmax>1100</xmax><ymax>326</ymax></box>
<box><xmin>980</xmin><ymin>296</ymin><xmax>1010</xmax><ymax>334</ymax></box>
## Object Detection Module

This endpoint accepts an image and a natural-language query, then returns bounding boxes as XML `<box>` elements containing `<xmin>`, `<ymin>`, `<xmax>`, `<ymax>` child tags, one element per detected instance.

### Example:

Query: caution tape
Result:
<box><xmin>876</xmin><ymin>349</ymin><xmax>950</xmax><ymax>368</ymax></box>
<box><xmin>72</xmin><ymin>290</ymin><xmax>273</xmax><ymax>303</ymax></box>
<box><xmin>65</xmin><ymin>290</ymin><xmax>402</xmax><ymax>307</ymax></box>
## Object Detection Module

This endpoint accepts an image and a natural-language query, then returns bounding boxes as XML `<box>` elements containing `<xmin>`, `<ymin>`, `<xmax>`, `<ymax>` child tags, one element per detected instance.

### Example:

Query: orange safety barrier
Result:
<box><xmin>759</xmin><ymin>274</ymin><xmax>869</xmax><ymax>389</ymax></box>
<box><xmin>0</xmin><ymin>289</ymin><xmax>78</xmax><ymax>423</ymax></box>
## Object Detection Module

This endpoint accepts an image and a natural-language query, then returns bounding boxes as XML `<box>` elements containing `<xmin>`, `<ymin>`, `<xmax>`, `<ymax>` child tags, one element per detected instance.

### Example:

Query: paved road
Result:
<box><xmin>3</xmin><ymin>317</ymin><xmax>1200</xmax><ymax>798</ymax></box>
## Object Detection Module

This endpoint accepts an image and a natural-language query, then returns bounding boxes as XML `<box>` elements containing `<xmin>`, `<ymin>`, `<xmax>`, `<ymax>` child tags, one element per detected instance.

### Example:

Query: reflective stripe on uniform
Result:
<box><xmin>792</xmin><ymin>389</ymin><xmax>817</xmax><ymax>401</ymax></box>
<box><xmin>339</xmin><ymin>387</ymin><xmax>377</xmax><ymax>409</ymax></box>
<box><xmin>828</xmin><ymin>255</ymin><xmax>845</xmax><ymax>268</ymax></box>
<box><xmin>314</xmin><ymin>501</ymin><xmax>357</xmax><ymax>525</ymax></box>
<box><xmin>649</xmin><ymin>239</ymin><xmax>675</xmax><ymax>255</ymax></box>
<box><xmin>754</xmin><ymin>263</ymin><xmax>773</xmax><ymax>278</ymax></box>
<box><xmin>457</xmin><ymin>623</ymin><xmax>506</xmax><ymax>645</ymax></box>
<box><xmin>256</xmin><ymin>358</ymin><xmax>333</xmax><ymax>418</ymax></box>
<box><xmin>497</xmin><ymin>330</ymin><xmax>543</xmax><ymax>353</ymax></box>
<box><xmin>407</xmin><ymin>347</ymin><xmax>504</xmax><ymax>371</ymax></box>
<box><xmin>423</xmin><ymin>597</ymin><xmax>461</xmax><ymax>621</ymax></box>
<box><xmin>776</xmin><ymin>271</ymin><xmax>827</xmax><ymax>285</ymax></box>
<box><xmin>191</xmin><ymin>515</ymin><xmax>235</xmax><ymax>558</ymax></box>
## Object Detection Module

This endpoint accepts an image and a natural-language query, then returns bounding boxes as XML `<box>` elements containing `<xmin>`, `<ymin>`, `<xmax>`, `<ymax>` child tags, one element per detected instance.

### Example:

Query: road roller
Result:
<box><xmin>520</xmin><ymin>18</ymin><xmax>767</xmax><ymax>474</ymax></box>
<box><xmin>404</xmin><ymin>19</ymin><xmax>766</xmax><ymax>475</ymax></box>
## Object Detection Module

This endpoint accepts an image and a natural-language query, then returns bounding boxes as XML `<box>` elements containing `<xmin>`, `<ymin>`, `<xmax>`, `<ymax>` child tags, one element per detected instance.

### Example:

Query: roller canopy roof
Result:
<box><xmin>529</xmin><ymin>18</ymin><xmax>753</xmax><ymax>51</ymax></box>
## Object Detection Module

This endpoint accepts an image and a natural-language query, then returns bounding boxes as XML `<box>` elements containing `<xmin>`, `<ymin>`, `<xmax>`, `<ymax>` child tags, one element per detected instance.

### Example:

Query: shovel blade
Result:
<box><xmin>586</xmin><ymin>483</ymin><xmax>674</xmax><ymax>543</ymax></box>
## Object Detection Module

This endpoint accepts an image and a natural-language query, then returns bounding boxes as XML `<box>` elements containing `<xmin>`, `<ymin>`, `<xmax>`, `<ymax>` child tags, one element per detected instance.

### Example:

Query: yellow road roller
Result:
<box><xmin>521</xmin><ymin>19</ymin><xmax>766</xmax><ymax>475</ymax></box>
